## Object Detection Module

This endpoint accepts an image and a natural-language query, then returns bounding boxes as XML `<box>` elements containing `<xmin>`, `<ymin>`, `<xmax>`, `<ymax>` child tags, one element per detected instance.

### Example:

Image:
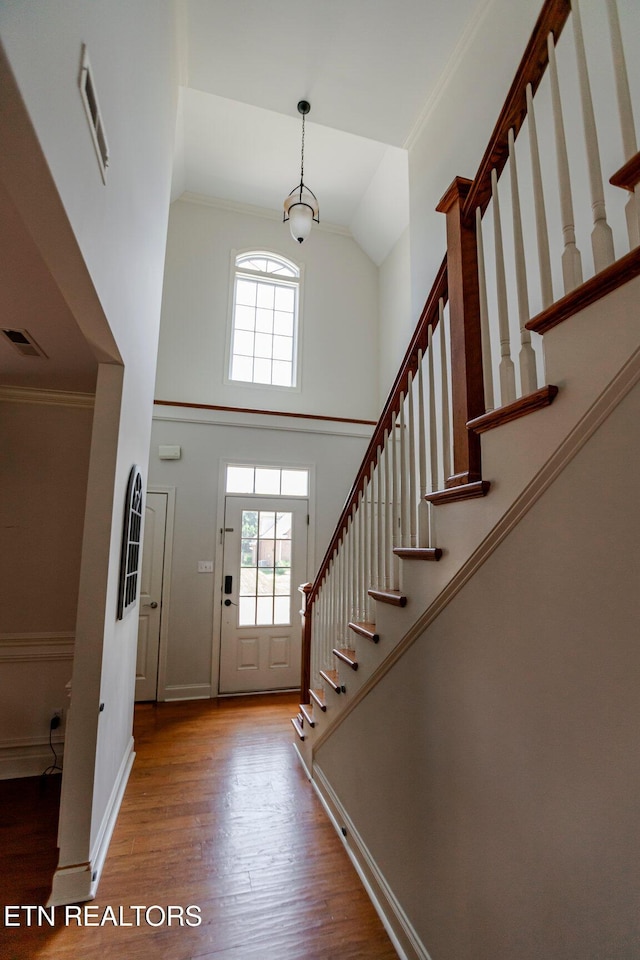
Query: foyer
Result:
<box><xmin>0</xmin><ymin>693</ymin><xmax>397</xmax><ymax>960</ymax></box>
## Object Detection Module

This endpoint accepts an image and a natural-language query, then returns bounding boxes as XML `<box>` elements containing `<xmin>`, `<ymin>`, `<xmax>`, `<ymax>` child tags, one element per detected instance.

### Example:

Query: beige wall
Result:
<box><xmin>316</xmin><ymin>375</ymin><xmax>640</xmax><ymax>960</ymax></box>
<box><xmin>0</xmin><ymin>399</ymin><xmax>92</xmax><ymax>633</ymax></box>
<box><xmin>0</xmin><ymin>397</ymin><xmax>93</xmax><ymax>777</ymax></box>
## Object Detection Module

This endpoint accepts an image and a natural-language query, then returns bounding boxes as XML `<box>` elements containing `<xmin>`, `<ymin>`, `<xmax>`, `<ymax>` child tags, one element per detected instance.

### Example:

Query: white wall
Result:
<box><xmin>155</xmin><ymin>198</ymin><xmax>380</xmax><ymax>421</ymax></box>
<box><xmin>149</xmin><ymin>408</ymin><xmax>372</xmax><ymax>699</ymax></box>
<box><xmin>315</xmin><ymin>373</ymin><xmax>640</xmax><ymax>960</ymax></box>
<box><xmin>0</xmin><ymin>0</ymin><xmax>176</xmax><ymax>903</ymax></box>
<box><xmin>407</xmin><ymin>0</ymin><xmax>542</xmax><ymax>320</ymax></box>
<box><xmin>377</xmin><ymin>226</ymin><xmax>413</xmax><ymax>405</ymax></box>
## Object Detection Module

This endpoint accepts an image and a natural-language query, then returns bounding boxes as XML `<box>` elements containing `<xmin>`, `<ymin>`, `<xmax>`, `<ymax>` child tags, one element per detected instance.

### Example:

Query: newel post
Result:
<box><xmin>299</xmin><ymin>582</ymin><xmax>313</xmax><ymax>700</ymax></box>
<box><xmin>436</xmin><ymin>177</ymin><xmax>485</xmax><ymax>488</ymax></box>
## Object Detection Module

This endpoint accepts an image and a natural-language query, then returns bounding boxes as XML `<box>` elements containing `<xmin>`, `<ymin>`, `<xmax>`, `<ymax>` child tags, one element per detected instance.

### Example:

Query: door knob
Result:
<box><xmin>149</xmin><ymin>601</ymin><xmax>158</xmax><ymax>609</ymax></box>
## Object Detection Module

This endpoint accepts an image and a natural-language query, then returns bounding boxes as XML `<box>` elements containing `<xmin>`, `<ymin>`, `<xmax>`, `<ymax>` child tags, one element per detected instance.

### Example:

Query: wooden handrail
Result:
<box><xmin>307</xmin><ymin>257</ymin><xmax>448</xmax><ymax>604</ymax></box>
<box><xmin>462</xmin><ymin>0</ymin><xmax>571</xmax><ymax>223</ymax></box>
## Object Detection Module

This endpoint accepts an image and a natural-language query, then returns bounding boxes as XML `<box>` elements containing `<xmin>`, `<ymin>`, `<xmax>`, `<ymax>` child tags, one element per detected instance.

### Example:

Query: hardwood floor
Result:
<box><xmin>1</xmin><ymin>692</ymin><xmax>398</xmax><ymax>959</ymax></box>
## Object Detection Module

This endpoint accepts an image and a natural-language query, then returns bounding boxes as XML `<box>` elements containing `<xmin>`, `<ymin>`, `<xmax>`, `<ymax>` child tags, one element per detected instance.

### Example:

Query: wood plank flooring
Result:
<box><xmin>0</xmin><ymin>692</ymin><xmax>398</xmax><ymax>960</ymax></box>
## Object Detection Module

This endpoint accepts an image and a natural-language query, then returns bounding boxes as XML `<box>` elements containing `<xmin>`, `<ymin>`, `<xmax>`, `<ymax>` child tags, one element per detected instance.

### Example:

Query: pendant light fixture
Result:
<box><xmin>283</xmin><ymin>100</ymin><xmax>319</xmax><ymax>244</ymax></box>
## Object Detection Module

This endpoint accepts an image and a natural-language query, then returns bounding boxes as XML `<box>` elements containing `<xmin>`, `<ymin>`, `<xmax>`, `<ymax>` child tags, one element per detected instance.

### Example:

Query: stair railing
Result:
<box><xmin>301</xmin><ymin>0</ymin><xmax>640</xmax><ymax>701</ymax></box>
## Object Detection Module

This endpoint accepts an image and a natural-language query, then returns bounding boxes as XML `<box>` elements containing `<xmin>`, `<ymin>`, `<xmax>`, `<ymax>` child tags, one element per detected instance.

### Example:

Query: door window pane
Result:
<box><xmin>228</xmin><ymin>467</ymin><xmax>255</xmax><ymax>494</ymax></box>
<box><xmin>240</xmin><ymin>568</ymin><xmax>256</xmax><ymax>594</ymax></box>
<box><xmin>256</xmin><ymin>596</ymin><xmax>273</xmax><ymax>625</ymax></box>
<box><xmin>238</xmin><ymin>510</ymin><xmax>293</xmax><ymax>627</ymax></box>
<box><xmin>255</xmin><ymin>469</ymin><xmax>280</xmax><ymax>495</ymax></box>
<box><xmin>274</xmin><ymin>596</ymin><xmax>290</xmax><ymax>624</ymax></box>
<box><xmin>239</xmin><ymin>597</ymin><xmax>256</xmax><ymax>626</ymax></box>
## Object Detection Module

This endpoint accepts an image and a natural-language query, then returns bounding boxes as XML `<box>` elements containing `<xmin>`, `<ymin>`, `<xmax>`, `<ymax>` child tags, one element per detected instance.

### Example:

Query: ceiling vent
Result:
<box><xmin>2</xmin><ymin>329</ymin><xmax>48</xmax><ymax>358</ymax></box>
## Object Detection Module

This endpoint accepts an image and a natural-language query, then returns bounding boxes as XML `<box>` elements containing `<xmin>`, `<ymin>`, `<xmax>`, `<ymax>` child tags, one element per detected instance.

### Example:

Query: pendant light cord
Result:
<box><xmin>300</xmin><ymin>110</ymin><xmax>305</xmax><ymax>186</ymax></box>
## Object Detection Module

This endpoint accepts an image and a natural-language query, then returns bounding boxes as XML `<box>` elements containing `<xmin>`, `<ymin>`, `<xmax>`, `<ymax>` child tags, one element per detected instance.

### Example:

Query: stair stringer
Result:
<box><xmin>296</xmin><ymin>272</ymin><xmax>640</xmax><ymax>763</ymax></box>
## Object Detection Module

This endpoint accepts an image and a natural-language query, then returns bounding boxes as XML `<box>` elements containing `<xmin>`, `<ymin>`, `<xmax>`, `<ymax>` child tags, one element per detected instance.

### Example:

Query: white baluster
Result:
<box><xmin>343</xmin><ymin>523</ymin><xmax>350</xmax><ymax>639</ymax></box>
<box><xmin>352</xmin><ymin>500</ymin><xmax>359</xmax><ymax>626</ymax></box>
<box><xmin>407</xmin><ymin>371</ymin><xmax>417</xmax><ymax>547</ymax></box>
<box><xmin>427</xmin><ymin>324</ymin><xmax>438</xmax><ymax>494</ymax></box>
<box><xmin>571</xmin><ymin>0</ymin><xmax>615</xmax><ymax>270</ymax></box>
<box><xmin>361</xmin><ymin>479</ymin><xmax>369</xmax><ymax>621</ymax></box>
<box><xmin>399</xmin><ymin>395</ymin><xmax>408</xmax><ymax>547</ymax></box>
<box><xmin>369</xmin><ymin>464</ymin><xmax>376</xmax><ymax>614</ymax></box>
<box><xmin>526</xmin><ymin>84</ymin><xmax>554</xmax><ymax>308</ymax></box>
<box><xmin>475</xmin><ymin>211</ymin><xmax>495</xmax><ymax>411</ymax></box>
<box><xmin>358</xmin><ymin>490</ymin><xmax>365</xmax><ymax>620</ymax></box>
<box><xmin>548</xmin><ymin>32</ymin><xmax>584</xmax><ymax>293</ymax></box>
<box><xmin>391</xmin><ymin>412</ymin><xmax>400</xmax><ymax>585</ymax></box>
<box><xmin>383</xmin><ymin>430</ymin><xmax>393</xmax><ymax>587</ymax></box>
<box><xmin>438</xmin><ymin>300</ymin><xmax>452</xmax><ymax>485</ymax></box>
<box><xmin>352</xmin><ymin>504</ymin><xmax>360</xmax><ymax>624</ymax></box>
<box><xmin>376</xmin><ymin>449</ymin><xmax>384</xmax><ymax>591</ymax></box>
<box><xmin>318</xmin><ymin>584</ymin><xmax>326</xmax><ymax>679</ymax></box>
<box><xmin>508</xmin><ymin>128</ymin><xmax>538</xmax><ymax>395</ymax></box>
<box><xmin>606</xmin><ymin>0</ymin><xmax>640</xmax><ymax>249</ymax></box>
<box><xmin>491</xmin><ymin>168</ymin><xmax>516</xmax><ymax>405</ymax></box>
<box><xmin>417</xmin><ymin>350</ymin><xmax>429</xmax><ymax>547</ymax></box>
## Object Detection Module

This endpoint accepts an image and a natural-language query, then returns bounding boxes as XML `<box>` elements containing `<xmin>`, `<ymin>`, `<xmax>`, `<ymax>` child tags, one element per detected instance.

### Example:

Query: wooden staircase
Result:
<box><xmin>291</xmin><ymin>0</ymin><xmax>640</xmax><ymax>774</ymax></box>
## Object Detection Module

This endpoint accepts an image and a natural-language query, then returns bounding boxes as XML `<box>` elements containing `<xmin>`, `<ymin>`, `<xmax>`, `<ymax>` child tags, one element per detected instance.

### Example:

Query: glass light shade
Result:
<box><xmin>283</xmin><ymin>184</ymin><xmax>319</xmax><ymax>244</ymax></box>
<box><xmin>287</xmin><ymin>203</ymin><xmax>313</xmax><ymax>244</ymax></box>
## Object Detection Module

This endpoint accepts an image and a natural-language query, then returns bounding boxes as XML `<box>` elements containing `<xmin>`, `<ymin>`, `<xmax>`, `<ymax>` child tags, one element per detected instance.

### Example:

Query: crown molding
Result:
<box><xmin>177</xmin><ymin>191</ymin><xmax>353</xmax><ymax>237</ymax></box>
<box><xmin>0</xmin><ymin>385</ymin><xmax>95</xmax><ymax>408</ymax></box>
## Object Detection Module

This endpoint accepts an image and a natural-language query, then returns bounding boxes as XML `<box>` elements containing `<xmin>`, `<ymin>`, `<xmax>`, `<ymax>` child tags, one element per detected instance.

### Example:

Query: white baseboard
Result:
<box><xmin>48</xmin><ymin>736</ymin><xmax>135</xmax><ymax>906</ymax></box>
<box><xmin>0</xmin><ymin>735</ymin><xmax>65</xmax><ymax>779</ymax></box>
<box><xmin>311</xmin><ymin>763</ymin><xmax>433</xmax><ymax>960</ymax></box>
<box><xmin>161</xmin><ymin>683</ymin><xmax>211</xmax><ymax>701</ymax></box>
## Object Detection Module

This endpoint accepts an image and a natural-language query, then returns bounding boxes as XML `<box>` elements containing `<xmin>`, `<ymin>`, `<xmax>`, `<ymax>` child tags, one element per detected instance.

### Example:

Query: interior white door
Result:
<box><xmin>219</xmin><ymin>496</ymin><xmax>308</xmax><ymax>694</ymax></box>
<box><xmin>135</xmin><ymin>491</ymin><xmax>167</xmax><ymax>701</ymax></box>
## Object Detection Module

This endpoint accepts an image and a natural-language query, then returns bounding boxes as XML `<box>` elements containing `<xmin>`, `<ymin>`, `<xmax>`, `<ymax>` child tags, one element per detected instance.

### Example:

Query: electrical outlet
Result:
<box><xmin>51</xmin><ymin>708</ymin><xmax>63</xmax><ymax>730</ymax></box>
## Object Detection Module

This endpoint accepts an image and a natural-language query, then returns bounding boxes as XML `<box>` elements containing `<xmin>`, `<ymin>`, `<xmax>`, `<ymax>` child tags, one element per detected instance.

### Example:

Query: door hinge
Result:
<box><xmin>307</xmin><ymin>514</ymin><xmax>309</xmax><ymax>525</ymax></box>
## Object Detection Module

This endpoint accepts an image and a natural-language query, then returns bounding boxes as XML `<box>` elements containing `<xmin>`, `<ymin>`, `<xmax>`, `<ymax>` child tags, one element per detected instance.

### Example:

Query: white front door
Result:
<box><xmin>219</xmin><ymin>496</ymin><xmax>308</xmax><ymax>694</ymax></box>
<box><xmin>135</xmin><ymin>491</ymin><xmax>167</xmax><ymax>701</ymax></box>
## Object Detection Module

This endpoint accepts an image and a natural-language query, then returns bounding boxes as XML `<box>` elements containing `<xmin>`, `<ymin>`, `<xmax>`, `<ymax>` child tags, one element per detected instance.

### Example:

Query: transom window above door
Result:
<box><xmin>226</xmin><ymin>464</ymin><xmax>309</xmax><ymax>497</ymax></box>
<box><xmin>228</xmin><ymin>251</ymin><xmax>301</xmax><ymax>389</ymax></box>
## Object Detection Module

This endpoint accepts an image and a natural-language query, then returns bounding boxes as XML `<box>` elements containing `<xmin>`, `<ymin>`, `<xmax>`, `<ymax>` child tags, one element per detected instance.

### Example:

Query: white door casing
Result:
<box><xmin>136</xmin><ymin>491</ymin><xmax>167</xmax><ymax>701</ymax></box>
<box><xmin>219</xmin><ymin>496</ymin><xmax>308</xmax><ymax>693</ymax></box>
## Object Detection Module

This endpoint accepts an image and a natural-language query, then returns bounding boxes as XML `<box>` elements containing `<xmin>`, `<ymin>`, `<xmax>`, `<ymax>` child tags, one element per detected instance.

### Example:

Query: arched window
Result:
<box><xmin>228</xmin><ymin>251</ymin><xmax>301</xmax><ymax>388</ymax></box>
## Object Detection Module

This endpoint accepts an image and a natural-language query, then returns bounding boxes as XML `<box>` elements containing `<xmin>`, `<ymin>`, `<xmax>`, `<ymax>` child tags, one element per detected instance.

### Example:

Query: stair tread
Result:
<box><xmin>425</xmin><ymin>480</ymin><xmax>491</xmax><ymax>505</ymax></box>
<box><xmin>349</xmin><ymin>620</ymin><xmax>379</xmax><ymax>643</ymax></box>
<box><xmin>467</xmin><ymin>385</ymin><xmax>559</xmax><ymax>434</ymax></box>
<box><xmin>299</xmin><ymin>703</ymin><xmax>315</xmax><ymax>727</ymax></box>
<box><xmin>393</xmin><ymin>547</ymin><xmax>442</xmax><ymax>560</ymax></box>
<box><xmin>309</xmin><ymin>688</ymin><xmax>327</xmax><ymax>711</ymax></box>
<box><xmin>290</xmin><ymin>716</ymin><xmax>305</xmax><ymax>741</ymax></box>
<box><xmin>320</xmin><ymin>668</ymin><xmax>343</xmax><ymax>692</ymax></box>
<box><xmin>333</xmin><ymin>647</ymin><xmax>358</xmax><ymax>669</ymax></box>
<box><xmin>368</xmin><ymin>588</ymin><xmax>407</xmax><ymax>607</ymax></box>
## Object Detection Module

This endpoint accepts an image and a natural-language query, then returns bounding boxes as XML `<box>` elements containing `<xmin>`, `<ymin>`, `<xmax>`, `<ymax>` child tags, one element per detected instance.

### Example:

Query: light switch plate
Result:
<box><xmin>198</xmin><ymin>560</ymin><xmax>213</xmax><ymax>573</ymax></box>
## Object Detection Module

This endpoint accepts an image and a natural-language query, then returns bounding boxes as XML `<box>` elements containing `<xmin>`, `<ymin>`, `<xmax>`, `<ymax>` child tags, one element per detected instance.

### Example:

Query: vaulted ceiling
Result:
<box><xmin>172</xmin><ymin>0</ymin><xmax>486</xmax><ymax>263</ymax></box>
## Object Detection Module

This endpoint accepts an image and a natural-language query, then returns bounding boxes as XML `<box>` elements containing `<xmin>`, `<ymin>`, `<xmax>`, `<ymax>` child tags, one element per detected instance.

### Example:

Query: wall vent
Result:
<box><xmin>1</xmin><ymin>329</ymin><xmax>48</xmax><ymax>358</ymax></box>
<box><xmin>79</xmin><ymin>45</ymin><xmax>110</xmax><ymax>183</ymax></box>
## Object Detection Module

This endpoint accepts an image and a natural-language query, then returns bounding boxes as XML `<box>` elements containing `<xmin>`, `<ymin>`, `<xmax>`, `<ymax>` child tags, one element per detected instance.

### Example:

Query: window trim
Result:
<box><xmin>224</xmin><ymin>248</ymin><xmax>304</xmax><ymax>393</ymax></box>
